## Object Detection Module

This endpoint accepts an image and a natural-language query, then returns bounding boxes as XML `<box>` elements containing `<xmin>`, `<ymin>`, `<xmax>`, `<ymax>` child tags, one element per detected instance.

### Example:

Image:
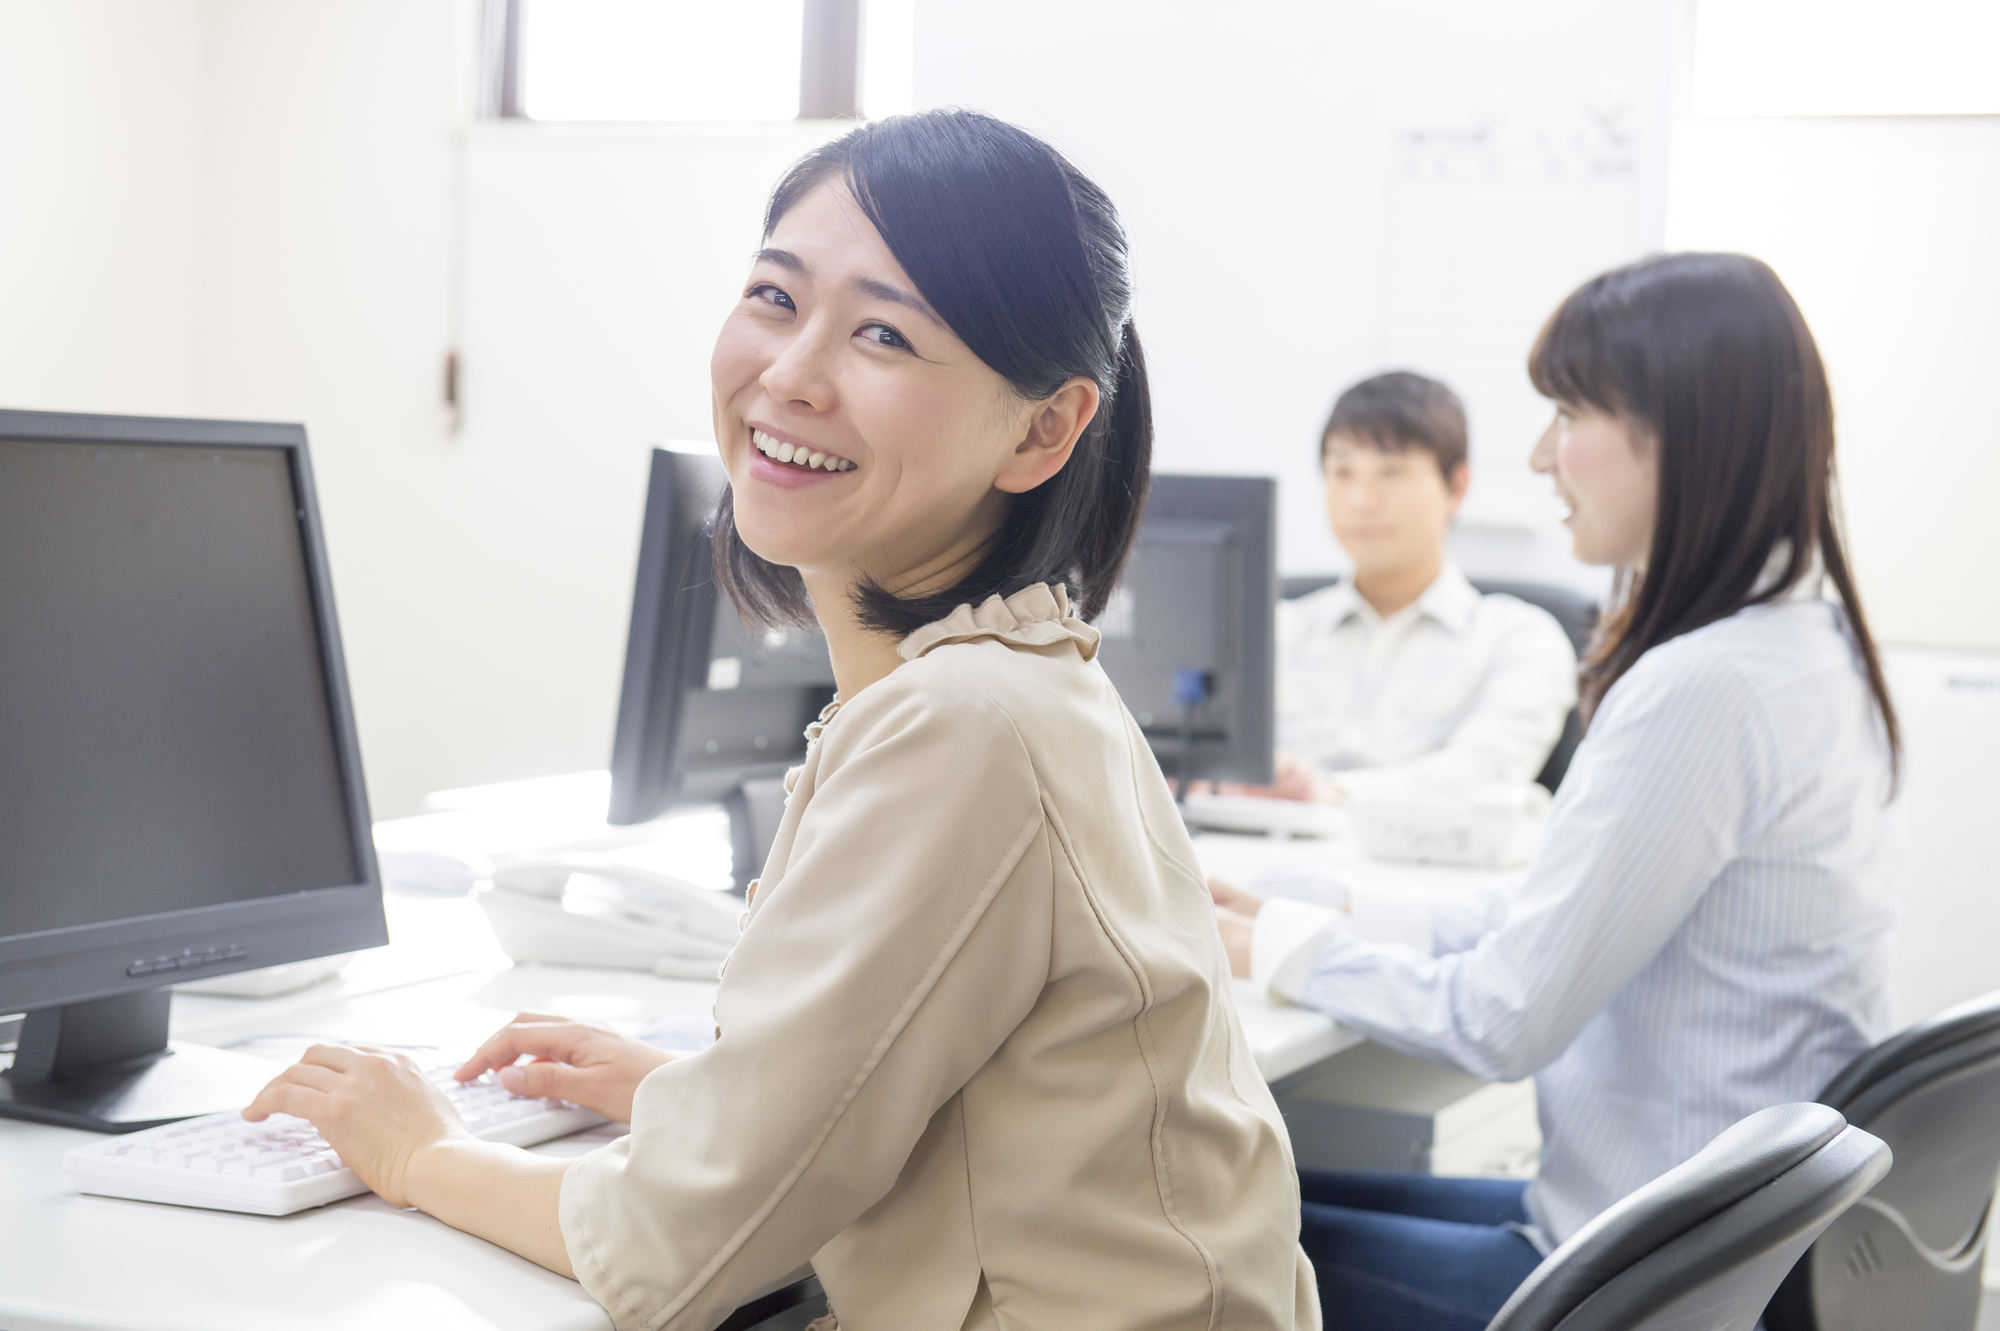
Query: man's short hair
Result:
<box><xmin>1320</xmin><ymin>371</ymin><xmax>1468</xmax><ymax>475</ymax></box>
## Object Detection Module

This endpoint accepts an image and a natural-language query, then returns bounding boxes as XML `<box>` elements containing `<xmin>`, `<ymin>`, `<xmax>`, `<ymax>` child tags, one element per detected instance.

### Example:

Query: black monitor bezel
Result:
<box><xmin>0</xmin><ymin>408</ymin><xmax>386</xmax><ymax>1015</ymax></box>
<box><xmin>1098</xmin><ymin>473</ymin><xmax>1278</xmax><ymax>786</ymax></box>
<box><xmin>606</xmin><ymin>446</ymin><xmax>838</xmax><ymax>828</ymax></box>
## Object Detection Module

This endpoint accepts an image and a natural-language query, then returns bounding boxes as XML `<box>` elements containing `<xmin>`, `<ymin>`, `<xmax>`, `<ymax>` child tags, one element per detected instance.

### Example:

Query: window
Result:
<box><xmin>1692</xmin><ymin>0</ymin><xmax>2000</xmax><ymax>117</ymax></box>
<box><xmin>480</xmin><ymin>0</ymin><xmax>915</xmax><ymax>122</ymax></box>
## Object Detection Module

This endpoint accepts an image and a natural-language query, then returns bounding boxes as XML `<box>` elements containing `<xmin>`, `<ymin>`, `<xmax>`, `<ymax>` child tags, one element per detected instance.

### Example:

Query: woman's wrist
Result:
<box><xmin>397</xmin><ymin>1132</ymin><xmax>580</xmax><ymax>1278</ymax></box>
<box><xmin>401</xmin><ymin>1130</ymin><xmax>484</xmax><ymax>1216</ymax></box>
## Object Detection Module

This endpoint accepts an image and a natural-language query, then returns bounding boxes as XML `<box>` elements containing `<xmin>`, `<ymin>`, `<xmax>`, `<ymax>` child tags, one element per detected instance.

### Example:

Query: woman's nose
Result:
<box><xmin>1529</xmin><ymin>419</ymin><xmax>1557</xmax><ymax>474</ymax></box>
<box><xmin>760</xmin><ymin>327</ymin><xmax>838</xmax><ymax>411</ymax></box>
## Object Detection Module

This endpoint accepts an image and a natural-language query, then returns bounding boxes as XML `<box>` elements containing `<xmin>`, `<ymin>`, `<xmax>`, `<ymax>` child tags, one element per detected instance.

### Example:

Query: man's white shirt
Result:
<box><xmin>1276</xmin><ymin>564</ymin><xmax>1578</xmax><ymax>796</ymax></box>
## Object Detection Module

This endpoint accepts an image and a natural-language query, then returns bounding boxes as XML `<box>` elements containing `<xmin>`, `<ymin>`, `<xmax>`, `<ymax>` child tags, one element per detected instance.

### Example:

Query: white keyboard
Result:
<box><xmin>1180</xmin><ymin>792</ymin><xmax>1346</xmax><ymax>840</ymax></box>
<box><xmin>64</xmin><ymin>1067</ymin><xmax>605</xmax><ymax>1216</ymax></box>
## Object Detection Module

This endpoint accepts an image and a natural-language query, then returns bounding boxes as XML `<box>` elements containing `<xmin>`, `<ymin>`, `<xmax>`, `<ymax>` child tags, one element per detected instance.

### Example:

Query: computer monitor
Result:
<box><xmin>0</xmin><ymin>409</ymin><xmax>386</xmax><ymax>1132</ymax></box>
<box><xmin>606</xmin><ymin>445</ymin><xmax>837</xmax><ymax>889</ymax></box>
<box><xmin>1095</xmin><ymin>474</ymin><xmax>1277</xmax><ymax>788</ymax></box>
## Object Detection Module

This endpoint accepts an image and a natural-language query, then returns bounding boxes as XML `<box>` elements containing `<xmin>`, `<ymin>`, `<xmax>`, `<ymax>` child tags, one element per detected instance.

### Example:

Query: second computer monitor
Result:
<box><xmin>1095</xmin><ymin>474</ymin><xmax>1277</xmax><ymax>788</ymax></box>
<box><xmin>609</xmin><ymin>457</ymin><xmax>1273</xmax><ymax>855</ymax></box>
<box><xmin>606</xmin><ymin>446</ymin><xmax>837</xmax><ymax>879</ymax></box>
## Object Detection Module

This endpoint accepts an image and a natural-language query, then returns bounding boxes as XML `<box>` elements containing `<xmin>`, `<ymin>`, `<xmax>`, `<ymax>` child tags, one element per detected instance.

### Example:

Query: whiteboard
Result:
<box><xmin>1381</xmin><ymin>106</ymin><xmax>1649</xmax><ymax>531</ymax></box>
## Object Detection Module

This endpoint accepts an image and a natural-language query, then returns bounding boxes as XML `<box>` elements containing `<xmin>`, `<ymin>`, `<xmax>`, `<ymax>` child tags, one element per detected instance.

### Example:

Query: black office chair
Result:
<box><xmin>1763</xmin><ymin>990</ymin><xmax>2000</xmax><ymax>1331</ymax></box>
<box><xmin>1277</xmin><ymin>574</ymin><xmax>1598</xmax><ymax>792</ymax></box>
<box><xmin>1278</xmin><ymin>573</ymin><xmax>1345</xmax><ymax>602</ymax></box>
<box><xmin>718</xmin><ymin>1276</ymin><xmax>828</xmax><ymax>1330</ymax></box>
<box><xmin>1484</xmin><ymin>1103</ymin><xmax>1890</xmax><ymax>1331</ymax></box>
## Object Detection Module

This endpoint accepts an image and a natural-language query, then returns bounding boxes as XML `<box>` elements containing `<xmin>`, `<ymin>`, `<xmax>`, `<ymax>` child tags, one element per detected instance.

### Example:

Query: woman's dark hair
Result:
<box><xmin>1529</xmin><ymin>252</ymin><xmax>1899</xmax><ymax>780</ymax></box>
<box><xmin>712</xmin><ymin>109</ymin><xmax>1152</xmax><ymax>635</ymax></box>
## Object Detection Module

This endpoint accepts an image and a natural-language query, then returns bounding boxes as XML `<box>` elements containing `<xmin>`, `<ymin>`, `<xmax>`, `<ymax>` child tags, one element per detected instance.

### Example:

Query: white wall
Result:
<box><xmin>1667</xmin><ymin>114</ymin><xmax>2000</xmax><ymax>652</ymax></box>
<box><xmin>910</xmin><ymin>0</ymin><xmax>1678</xmax><ymax>593</ymax></box>
<box><xmin>1882</xmin><ymin>646</ymin><xmax>2000</xmax><ymax>1027</ymax></box>
<box><xmin>186</xmin><ymin>0</ymin><xmax>463</xmax><ymax>820</ymax></box>
<box><xmin>442</xmin><ymin>121</ymin><xmax>843</xmax><ymax>805</ymax></box>
<box><xmin>0</xmin><ymin>0</ymin><xmax>204</xmax><ymax>416</ymax></box>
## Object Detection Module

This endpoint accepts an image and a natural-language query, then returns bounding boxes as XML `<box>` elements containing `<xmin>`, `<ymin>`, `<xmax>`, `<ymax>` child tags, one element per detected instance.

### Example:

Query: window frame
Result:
<box><xmin>478</xmin><ymin>0</ymin><xmax>862</xmax><ymax>124</ymax></box>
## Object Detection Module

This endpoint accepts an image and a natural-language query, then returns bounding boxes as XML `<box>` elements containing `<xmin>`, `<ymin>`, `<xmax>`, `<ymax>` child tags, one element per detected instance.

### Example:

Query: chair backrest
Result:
<box><xmin>1763</xmin><ymin>990</ymin><xmax>2000</xmax><ymax>1331</ymax></box>
<box><xmin>717</xmin><ymin>1276</ymin><xmax>827</xmax><ymax>1331</ymax></box>
<box><xmin>1279</xmin><ymin>573</ymin><xmax>1342</xmax><ymax>602</ymax></box>
<box><xmin>1486</xmin><ymin>1103</ymin><xmax>1891</xmax><ymax>1331</ymax></box>
<box><xmin>1277</xmin><ymin>574</ymin><xmax>1598</xmax><ymax>657</ymax></box>
<box><xmin>1277</xmin><ymin>574</ymin><xmax>1597</xmax><ymax>791</ymax></box>
<box><xmin>1467</xmin><ymin>579</ymin><xmax>1599</xmax><ymax>661</ymax></box>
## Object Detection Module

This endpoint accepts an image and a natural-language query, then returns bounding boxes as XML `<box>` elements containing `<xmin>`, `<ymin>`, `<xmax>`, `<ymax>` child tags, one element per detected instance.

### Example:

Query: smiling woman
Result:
<box><xmin>244</xmin><ymin>109</ymin><xmax>1318</xmax><ymax>1331</ymax></box>
<box><xmin>710</xmin><ymin>111</ymin><xmax>1152</xmax><ymax>663</ymax></box>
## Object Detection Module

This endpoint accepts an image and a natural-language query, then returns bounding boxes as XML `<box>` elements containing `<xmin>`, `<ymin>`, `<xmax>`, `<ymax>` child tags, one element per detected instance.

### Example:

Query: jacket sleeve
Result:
<box><xmin>1288</xmin><ymin>650</ymin><xmax>1786</xmax><ymax>1083</ymax></box>
<box><xmin>559</xmin><ymin>670</ymin><xmax>1054</xmax><ymax>1331</ymax></box>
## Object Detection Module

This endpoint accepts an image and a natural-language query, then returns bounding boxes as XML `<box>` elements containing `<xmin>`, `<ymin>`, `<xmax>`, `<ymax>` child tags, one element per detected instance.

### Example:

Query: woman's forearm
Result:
<box><xmin>405</xmin><ymin>1137</ymin><xmax>578</xmax><ymax>1278</ymax></box>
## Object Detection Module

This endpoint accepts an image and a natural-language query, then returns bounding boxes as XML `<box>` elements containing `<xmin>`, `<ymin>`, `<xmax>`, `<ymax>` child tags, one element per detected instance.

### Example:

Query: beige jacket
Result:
<box><xmin>561</xmin><ymin>583</ymin><xmax>1320</xmax><ymax>1331</ymax></box>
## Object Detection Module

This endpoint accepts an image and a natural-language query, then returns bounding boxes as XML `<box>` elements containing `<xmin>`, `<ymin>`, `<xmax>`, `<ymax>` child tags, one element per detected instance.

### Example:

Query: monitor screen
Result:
<box><xmin>0</xmin><ymin>438</ymin><xmax>360</xmax><ymax>939</ymax></box>
<box><xmin>1095</xmin><ymin>474</ymin><xmax>1276</xmax><ymax>787</ymax></box>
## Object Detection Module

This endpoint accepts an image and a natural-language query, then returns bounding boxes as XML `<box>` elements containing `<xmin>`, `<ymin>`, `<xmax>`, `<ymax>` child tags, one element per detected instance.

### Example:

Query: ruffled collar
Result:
<box><xmin>796</xmin><ymin>584</ymin><xmax>1100</xmax><ymax>763</ymax></box>
<box><xmin>897</xmin><ymin>582</ymin><xmax>1102</xmax><ymax>664</ymax></box>
<box><xmin>801</xmin><ymin>696</ymin><xmax>844</xmax><ymax>747</ymax></box>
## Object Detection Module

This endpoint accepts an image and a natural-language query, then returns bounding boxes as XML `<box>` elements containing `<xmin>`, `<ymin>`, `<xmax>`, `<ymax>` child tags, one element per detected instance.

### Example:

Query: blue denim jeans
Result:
<box><xmin>1299</xmin><ymin>1170</ymin><xmax>1545</xmax><ymax>1331</ymax></box>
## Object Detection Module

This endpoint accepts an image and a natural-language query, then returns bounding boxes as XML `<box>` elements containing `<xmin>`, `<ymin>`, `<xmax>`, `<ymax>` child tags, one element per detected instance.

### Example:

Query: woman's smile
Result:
<box><xmin>744</xmin><ymin>422</ymin><xmax>861</xmax><ymax>492</ymax></box>
<box><xmin>750</xmin><ymin>423</ymin><xmax>857</xmax><ymax>473</ymax></box>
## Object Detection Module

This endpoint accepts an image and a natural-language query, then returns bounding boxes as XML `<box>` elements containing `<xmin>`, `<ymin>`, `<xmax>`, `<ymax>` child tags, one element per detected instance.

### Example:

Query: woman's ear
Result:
<box><xmin>995</xmin><ymin>376</ymin><xmax>1100</xmax><ymax>495</ymax></box>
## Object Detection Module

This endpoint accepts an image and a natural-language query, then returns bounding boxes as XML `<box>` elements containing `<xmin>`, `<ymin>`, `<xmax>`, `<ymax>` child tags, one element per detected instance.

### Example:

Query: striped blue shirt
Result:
<box><xmin>1253</xmin><ymin>596</ymin><xmax>1899</xmax><ymax>1241</ymax></box>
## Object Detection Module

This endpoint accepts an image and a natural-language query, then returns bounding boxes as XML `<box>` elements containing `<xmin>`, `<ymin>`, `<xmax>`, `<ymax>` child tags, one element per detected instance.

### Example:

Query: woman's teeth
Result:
<box><xmin>753</xmin><ymin>429</ymin><xmax>855</xmax><ymax>472</ymax></box>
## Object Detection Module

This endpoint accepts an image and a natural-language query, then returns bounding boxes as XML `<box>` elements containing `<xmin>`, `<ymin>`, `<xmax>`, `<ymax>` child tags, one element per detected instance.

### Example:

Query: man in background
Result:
<box><xmin>1266</xmin><ymin>371</ymin><xmax>1577</xmax><ymax>802</ymax></box>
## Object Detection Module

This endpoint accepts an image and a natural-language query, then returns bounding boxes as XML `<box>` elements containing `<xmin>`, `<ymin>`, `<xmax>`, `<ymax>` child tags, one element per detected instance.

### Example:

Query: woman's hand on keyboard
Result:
<box><xmin>241</xmin><ymin>1043</ymin><xmax>463</xmax><ymax>1208</ymax></box>
<box><xmin>452</xmin><ymin>1011</ymin><xmax>677</xmax><ymax>1124</ymax></box>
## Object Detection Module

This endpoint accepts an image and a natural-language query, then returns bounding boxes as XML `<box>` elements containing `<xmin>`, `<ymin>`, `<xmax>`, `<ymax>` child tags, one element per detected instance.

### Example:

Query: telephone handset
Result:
<box><xmin>473</xmin><ymin>852</ymin><xmax>743</xmax><ymax>979</ymax></box>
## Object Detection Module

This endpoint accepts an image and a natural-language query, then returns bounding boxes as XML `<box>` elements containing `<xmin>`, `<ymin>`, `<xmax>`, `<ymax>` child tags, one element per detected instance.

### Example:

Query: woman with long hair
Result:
<box><xmin>1214</xmin><ymin>252</ymin><xmax>1900</xmax><ymax>1330</ymax></box>
<box><xmin>245</xmin><ymin>111</ymin><xmax>1319</xmax><ymax>1331</ymax></box>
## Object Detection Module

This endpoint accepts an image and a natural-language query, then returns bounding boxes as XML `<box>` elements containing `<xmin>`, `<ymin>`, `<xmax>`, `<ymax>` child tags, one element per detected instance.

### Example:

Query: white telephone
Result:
<box><xmin>473</xmin><ymin>853</ymin><xmax>743</xmax><ymax>979</ymax></box>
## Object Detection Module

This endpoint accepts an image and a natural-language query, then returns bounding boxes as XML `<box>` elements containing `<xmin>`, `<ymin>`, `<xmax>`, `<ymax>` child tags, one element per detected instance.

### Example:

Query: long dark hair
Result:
<box><xmin>1529</xmin><ymin>252</ymin><xmax>1900</xmax><ymax>779</ymax></box>
<box><xmin>713</xmin><ymin>109</ymin><xmax>1152</xmax><ymax>635</ymax></box>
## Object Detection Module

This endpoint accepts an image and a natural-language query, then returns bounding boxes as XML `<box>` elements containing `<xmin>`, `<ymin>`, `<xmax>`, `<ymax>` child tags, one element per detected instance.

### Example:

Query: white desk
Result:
<box><xmin>0</xmin><ymin>798</ymin><xmax>1496</xmax><ymax>1331</ymax></box>
<box><xmin>1192</xmin><ymin>823</ymin><xmax>1511</xmax><ymax>1085</ymax></box>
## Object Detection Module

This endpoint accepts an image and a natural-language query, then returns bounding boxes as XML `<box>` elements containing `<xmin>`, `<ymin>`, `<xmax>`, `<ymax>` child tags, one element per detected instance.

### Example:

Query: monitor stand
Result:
<box><xmin>0</xmin><ymin>988</ymin><xmax>281</xmax><ymax>1133</ymax></box>
<box><xmin>721</xmin><ymin>775</ymin><xmax>791</xmax><ymax>894</ymax></box>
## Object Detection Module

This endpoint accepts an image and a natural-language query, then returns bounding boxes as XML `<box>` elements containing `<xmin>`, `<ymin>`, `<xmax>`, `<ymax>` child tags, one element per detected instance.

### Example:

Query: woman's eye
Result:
<box><xmin>747</xmin><ymin>283</ymin><xmax>796</xmax><ymax>311</ymax></box>
<box><xmin>858</xmin><ymin>322</ymin><xmax>911</xmax><ymax>351</ymax></box>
